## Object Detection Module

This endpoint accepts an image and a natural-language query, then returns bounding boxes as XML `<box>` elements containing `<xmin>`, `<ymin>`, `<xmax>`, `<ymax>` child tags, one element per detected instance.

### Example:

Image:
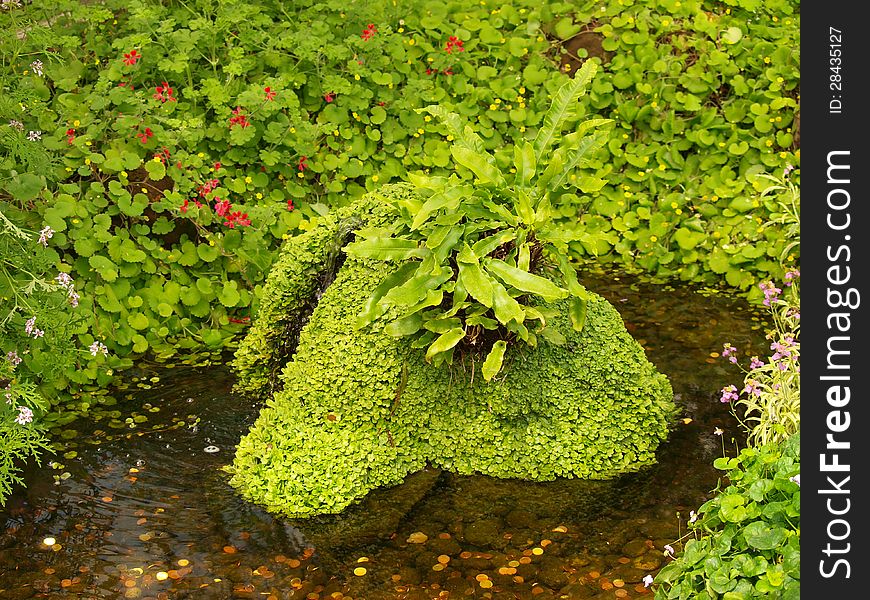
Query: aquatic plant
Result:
<box><xmin>653</xmin><ymin>433</ymin><xmax>800</xmax><ymax>599</ymax></box>
<box><xmin>229</xmin><ymin>184</ymin><xmax>676</xmax><ymax>517</ymax></box>
<box><xmin>345</xmin><ymin>61</ymin><xmax>613</xmax><ymax>379</ymax></box>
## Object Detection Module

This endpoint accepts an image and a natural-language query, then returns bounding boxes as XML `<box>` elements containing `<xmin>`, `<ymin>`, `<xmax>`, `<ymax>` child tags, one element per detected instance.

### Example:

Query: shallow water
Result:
<box><xmin>0</xmin><ymin>273</ymin><xmax>769</xmax><ymax>599</ymax></box>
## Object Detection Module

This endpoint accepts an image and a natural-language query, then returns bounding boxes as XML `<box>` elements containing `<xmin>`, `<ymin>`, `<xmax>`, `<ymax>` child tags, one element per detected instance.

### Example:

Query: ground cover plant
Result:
<box><xmin>1</xmin><ymin>0</ymin><xmax>800</xmax><ymax>543</ymax></box>
<box><xmin>1</xmin><ymin>0</ymin><xmax>799</xmax><ymax>391</ymax></box>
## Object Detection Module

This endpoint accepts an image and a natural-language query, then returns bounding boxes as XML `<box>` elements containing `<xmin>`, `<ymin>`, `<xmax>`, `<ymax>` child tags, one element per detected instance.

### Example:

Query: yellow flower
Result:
<box><xmin>197</xmin><ymin>152</ymin><xmax>205</xmax><ymax>158</ymax></box>
<box><xmin>244</xmin><ymin>176</ymin><xmax>252</xmax><ymax>183</ymax></box>
<box><xmin>489</xmin><ymin>104</ymin><xmax>497</xmax><ymax>110</ymax></box>
<box><xmin>424</xmin><ymin>115</ymin><xmax>431</xmax><ymax>122</ymax></box>
<box><xmin>372</xmin><ymin>175</ymin><xmax>379</xmax><ymax>182</ymax></box>
<box><xmin>519</xmin><ymin>126</ymin><xmax>525</xmax><ymax>132</ymax></box>
<box><xmin>670</xmin><ymin>202</ymin><xmax>678</xmax><ymax>209</ymax></box>
<box><xmin>675</xmin><ymin>209</ymin><xmax>682</xmax><ymax>215</ymax></box>
<box><xmin>85</xmin><ymin>141</ymin><xmax>91</xmax><ymax>146</ymax></box>
<box><xmin>408</xmin><ymin>38</ymin><xmax>415</xmax><ymax>46</ymax></box>
<box><xmin>73</xmin><ymin>120</ymin><xmax>80</xmax><ymax>127</ymax></box>
<box><xmin>417</xmin><ymin>128</ymin><xmax>424</xmax><ymax>134</ymax></box>
<box><xmin>255</xmin><ymin>192</ymin><xmax>263</xmax><ymax>199</ymax></box>
<box><xmin>763</xmin><ymin>57</ymin><xmax>771</xmax><ymax>63</ymax></box>
<box><xmin>650</xmin><ymin>235</ymin><xmax>658</xmax><ymax>242</ymax></box>
<box><xmin>519</xmin><ymin>87</ymin><xmax>526</xmax><ymax>94</ymax></box>
<box><xmin>354</xmin><ymin>74</ymin><xmax>360</xmax><ymax>80</ymax></box>
<box><xmin>398</xmin><ymin>28</ymin><xmax>404</xmax><ymax>33</ymax></box>
<box><xmin>297</xmin><ymin>172</ymin><xmax>304</xmax><ymax>178</ymax></box>
<box><xmin>85</xmin><ymin>158</ymin><xmax>91</xmax><ymax>165</ymax></box>
<box><xmin>289</xmin><ymin>127</ymin><xmax>296</xmax><ymax>133</ymax></box>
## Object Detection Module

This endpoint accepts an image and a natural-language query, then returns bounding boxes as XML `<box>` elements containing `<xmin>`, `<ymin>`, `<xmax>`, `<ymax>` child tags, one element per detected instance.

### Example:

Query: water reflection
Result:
<box><xmin>0</xmin><ymin>273</ymin><xmax>768</xmax><ymax>599</ymax></box>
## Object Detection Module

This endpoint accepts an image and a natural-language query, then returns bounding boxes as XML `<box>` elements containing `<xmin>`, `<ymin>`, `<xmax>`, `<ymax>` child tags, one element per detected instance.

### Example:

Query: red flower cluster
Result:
<box><xmin>214</xmin><ymin>198</ymin><xmax>232</xmax><ymax>216</ymax></box>
<box><xmin>323</xmin><ymin>92</ymin><xmax>335</xmax><ymax>103</ymax></box>
<box><xmin>229</xmin><ymin>107</ymin><xmax>250</xmax><ymax>128</ymax></box>
<box><xmin>137</xmin><ymin>127</ymin><xmax>153</xmax><ymax>144</ymax></box>
<box><xmin>123</xmin><ymin>50</ymin><xmax>141</xmax><ymax>66</ymax></box>
<box><xmin>445</xmin><ymin>35</ymin><xmax>464</xmax><ymax>54</ymax></box>
<box><xmin>264</xmin><ymin>86</ymin><xmax>277</xmax><ymax>101</ymax></box>
<box><xmin>66</xmin><ymin>128</ymin><xmax>76</xmax><ymax>145</ymax></box>
<box><xmin>224</xmin><ymin>211</ymin><xmax>251</xmax><ymax>228</ymax></box>
<box><xmin>361</xmin><ymin>24</ymin><xmax>377</xmax><ymax>41</ymax></box>
<box><xmin>287</xmin><ymin>199</ymin><xmax>295</xmax><ymax>211</ymax></box>
<box><xmin>297</xmin><ymin>156</ymin><xmax>308</xmax><ymax>171</ymax></box>
<box><xmin>153</xmin><ymin>81</ymin><xmax>176</xmax><ymax>103</ymax></box>
<box><xmin>198</xmin><ymin>178</ymin><xmax>220</xmax><ymax>197</ymax></box>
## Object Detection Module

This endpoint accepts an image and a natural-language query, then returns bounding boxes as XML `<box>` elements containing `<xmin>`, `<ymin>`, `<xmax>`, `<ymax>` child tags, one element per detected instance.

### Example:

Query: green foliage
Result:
<box><xmin>654</xmin><ymin>434</ymin><xmax>800</xmax><ymax>599</ymax></box>
<box><xmin>230</xmin><ymin>185</ymin><xmax>676</xmax><ymax>518</ymax></box>
<box><xmin>0</xmin><ymin>0</ymin><xmax>800</xmax><ymax>381</ymax></box>
<box><xmin>345</xmin><ymin>62</ymin><xmax>613</xmax><ymax>378</ymax></box>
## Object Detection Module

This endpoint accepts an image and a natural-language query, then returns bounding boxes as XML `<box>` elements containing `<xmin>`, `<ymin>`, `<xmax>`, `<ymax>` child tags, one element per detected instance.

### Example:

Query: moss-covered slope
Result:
<box><xmin>229</xmin><ymin>184</ymin><xmax>676</xmax><ymax>518</ymax></box>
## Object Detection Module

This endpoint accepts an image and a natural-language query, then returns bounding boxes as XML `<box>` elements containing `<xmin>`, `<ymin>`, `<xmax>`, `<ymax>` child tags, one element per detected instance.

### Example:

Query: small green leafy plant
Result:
<box><xmin>346</xmin><ymin>61</ymin><xmax>612</xmax><ymax>379</ymax></box>
<box><xmin>654</xmin><ymin>434</ymin><xmax>800</xmax><ymax>599</ymax></box>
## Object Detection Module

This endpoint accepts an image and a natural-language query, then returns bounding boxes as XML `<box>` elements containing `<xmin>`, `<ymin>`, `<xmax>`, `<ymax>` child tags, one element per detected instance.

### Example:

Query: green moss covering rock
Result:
<box><xmin>229</xmin><ymin>184</ymin><xmax>677</xmax><ymax>518</ymax></box>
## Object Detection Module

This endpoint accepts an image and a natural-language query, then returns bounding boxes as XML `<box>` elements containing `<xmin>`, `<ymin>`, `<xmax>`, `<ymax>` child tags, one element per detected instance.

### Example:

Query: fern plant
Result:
<box><xmin>345</xmin><ymin>61</ymin><xmax>613</xmax><ymax>380</ymax></box>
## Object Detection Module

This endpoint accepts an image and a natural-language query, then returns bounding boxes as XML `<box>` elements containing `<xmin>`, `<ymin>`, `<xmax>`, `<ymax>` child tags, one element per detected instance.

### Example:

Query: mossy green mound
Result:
<box><xmin>229</xmin><ymin>184</ymin><xmax>676</xmax><ymax>518</ymax></box>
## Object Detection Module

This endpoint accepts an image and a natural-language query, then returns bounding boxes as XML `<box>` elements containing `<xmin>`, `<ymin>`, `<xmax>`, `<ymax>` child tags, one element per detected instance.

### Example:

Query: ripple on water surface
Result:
<box><xmin>0</xmin><ymin>273</ymin><xmax>770</xmax><ymax>599</ymax></box>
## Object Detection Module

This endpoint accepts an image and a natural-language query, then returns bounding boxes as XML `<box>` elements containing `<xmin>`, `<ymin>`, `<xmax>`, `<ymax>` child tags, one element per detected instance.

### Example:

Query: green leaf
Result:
<box><xmin>345</xmin><ymin>236</ymin><xmax>427</xmax><ymax>261</ymax></box>
<box><xmin>384</xmin><ymin>312</ymin><xmax>424</xmax><ymax>337</ymax></box>
<box><xmin>482</xmin><ymin>340</ymin><xmax>507</xmax><ymax>381</ymax></box>
<box><xmin>412</xmin><ymin>186</ymin><xmax>468</xmax><ymax>230</ymax></box>
<box><xmin>491</xmin><ymin>281</ymin><xmax>525</xmax><ymax>325</ymax></box>
<box><xmin>145</xmin><ymin>160</ymin><xmax>166</xmax><ymax>181</ymax></box>
<box><xmin>546</xmin><ymin>130</ymin><xmax>610</xmax><ymax>190</ymax></box>
<box><xmin>357</xmin><ymin>263</ymin><xmax>418</xmax><ymax>328</ymax></box>
<box><xmin>472</xmin><ymin>230</ymin><xmax>516</xmax><ymax>259</ymax></box>
<box><xmin>425</xmin><ymin>327</ymin><xmax>466</xmax><ymax>361</ymax></box>
<box><xmin>485</xmin><ymin>259</ymin><xmax>568</xmax><ymax>301</ymax></box>
<box><xmin>533</xmin><ymin>60</ymin><xmax>597</xmax><ymax>161</ymax></box>
<box><xmin>128</xmin><ymin>312</ymin><xmax>149</xmax><ymax>330</ymax></box>
<box><xmin>451</xmin><ymin>146</ymin><xmax>505</xmax><ymax>186</ymax></box>
<box><xmin>743</xmin><ymin>522</ymin><xmax>787</xmax><ymax>550</ymax></box>
<box><xmin>569</xmin><ymin>296</ymin><xmax>587</xmax><ymax>332</ymax></box>
<box><xmin>458</xmin><ymin>262</ymin><xmax>494</xmax><ymax>308</ymax></box>
<box><xmin>513</xmin><ymin>142</ymin><xmax>536</xmax><ymax>187</ymax></box>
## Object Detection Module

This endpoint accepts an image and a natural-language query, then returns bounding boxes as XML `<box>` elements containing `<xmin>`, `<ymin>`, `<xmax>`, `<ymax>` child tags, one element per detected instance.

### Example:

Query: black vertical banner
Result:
<box><xmin>803</xmin><ymin>3</ymin><xmax>868</xmax><ymax>595</ymax></box>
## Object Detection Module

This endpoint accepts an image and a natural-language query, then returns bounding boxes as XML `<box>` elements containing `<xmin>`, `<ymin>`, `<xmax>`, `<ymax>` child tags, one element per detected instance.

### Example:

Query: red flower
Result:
<box><xmin>214</xmin><ymin>198</ymin><xmax>232</xmax><ymax>216</ymax></box>
<box><xmin>361</xmin><ymin>24</ymin><xmax>378</xmax><ymax>41</ymax></box>
<box><xmin>228</xmin><ymin>316</ymin><xmax>251</xmax><ymax>324</ymax></box>
<box><xmin>153</xmin><ymin>81</ymin><xmax>176</xmax><ymax>103</ymax></box>
<box><xmin>66</xmin><ymin>128</ymin><xmax>76</xmax><ymax>145</ymax></box>
<box><xmin>137</xmin><ymin>127</ymin><xmax>153</xmax><ymax>144</ymax></box>
<box><xmin>287</xmin><ymin>199</ymin><xmax>295</xmax><ymax>211</ymax></box>
<box><xmin>214</xmin><ymin>162</ymin><xmax>222</xmax><ymax>171</ymax></box>
<box><xmin>179</xmin><ymin>199</ymin><xmax>189</xmax><ymax>213</ymax></box>
<box><xmin>264</xmin><ymin>86</ymin><xmax>277</xmax><ymax>101</ymax></box>
<box><xmin>198</xmin><ymin>178</ymin><xmax>220</xmax><ymax>197</ymax></box>
<box><xmin>297</xmin><ymin>156</ymin><xmax>308</xmax><ymax>171</ymax></box>
<box><xmin>228</xmin><ymin>106</ymin><xmax>250</xmax><ymax>128</ymax></box>
<box><xmin>153</xmin><ymin>147</ymin><xmax>171</xmax><ymax>163</ymax></box>
<box><xmin>123</xmin><ymin>50</ymin><xmax>141</xmax><ymax>66</ymax></box>
<box><xmin>323</xmin><ymin>92</ymin><xmax>334</xmax><ymax>103</ymax></box>
<box><xmin>224</xmin><ymin>210</ymin><xmax>251</xmax><ymax>228</ymax></box>
<box><xmin>445</xmin><ymin>35</ymin><xmax>464</xmax><ymax>54</ymax></box>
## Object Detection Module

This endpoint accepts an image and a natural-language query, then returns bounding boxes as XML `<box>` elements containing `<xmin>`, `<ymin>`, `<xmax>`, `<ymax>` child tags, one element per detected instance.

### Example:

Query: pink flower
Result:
<box><xmin>15</xmin><ymin>406</ymin><xmax>34</xmax><ymax>425</ymax></box>
<box><xmin>323</xmin><ymin>92</ymin><xmax>334</xmax><ymax>103</ymax></box>
<box><xmin>264</xmin><ymin>86</ymin><xmax>277</xmax><ymax>101</ymax></box>
<box><xmin>214</xmin><ymin>198</ymin><xmax>232</xmax><ymax>217</ymax></box>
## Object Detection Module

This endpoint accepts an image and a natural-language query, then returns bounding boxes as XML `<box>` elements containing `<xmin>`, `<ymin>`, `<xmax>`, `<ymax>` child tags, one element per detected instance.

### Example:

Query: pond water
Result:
<box><xmin>0</xmin><ymin>273</ymin><xmax>769</xmax><ymax>600</ymax></box>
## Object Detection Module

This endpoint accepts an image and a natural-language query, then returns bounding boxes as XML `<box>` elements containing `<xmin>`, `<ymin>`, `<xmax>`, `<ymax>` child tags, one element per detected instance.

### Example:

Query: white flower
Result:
<box><xmin>8</xmin><ymin>119</ymin><xmax>23</xmax><ymax>130</ymax></box>
<box><xmin>689</xmin><ymin>510</ymin><xmax>698</xmax><ymax>524</ymax></box>
<box><xmin>26</xmin><ymin>130</ymin><xmax>42</xmax><ymax>141</ymax></box>
<box><xmin>15</xmin><ymin>406</ymin><xmax>33</xmax><ymax>425</ymax></box>
<box><xmin>6</xmin><ymin>350</ymin><xmax>21</xmax><ymax>367</ymax></box>
<box><xmin>664</xmin><ymin>544</ymin><xmax>675</xmax><ymax>557</ymax></box>
<box><xmin>790</xmin><ymin>474</ymin><xmax>800</xmax><ymax>486</ymax></box>
<box><xmin>643</xmin><ymin>574</ymin><xmax>654</xmax><ymax>588</ymax></box>
<box><xmin>38</xmin><ymin>226</ymin><xmax>54</xmax><ymax>246</ymax></box>
<box><xmin>68</xmin><ymin>290</ymin><xmax>80</xmax><ymax>308</ymax></box>
<box><xmin>89</xmin><ymin>341</ymin><xmax>108</xmax><ymax>357</ymax></box>
<box><xmin>714</xmin><ymin>427</ymin><xmax>723</xmax><ymax>436</ymax></box>
<box><xmin>55</xmin><ymin>272</ymin><xmax>74</xmax><ymax>289</ymax></box>
<box><xmin>24</xmin><ymin>316</ymin><xmax>44</xmax><ymax>338</ymax></box>
<box><xmin>30</xmin><ymin>60</ymin><xmax>44</xmax><ymax>76</ymax></box>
